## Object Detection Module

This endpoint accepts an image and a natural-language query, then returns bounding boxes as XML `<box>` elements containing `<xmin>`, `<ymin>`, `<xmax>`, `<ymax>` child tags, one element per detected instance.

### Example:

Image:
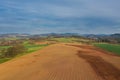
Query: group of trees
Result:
<box><xmin>0</xmin><ymin>44</ymin><xmax>27</xmax><ymax>58</ymax></box>
<box><xmin>96</xmin><ymin>38</ymin><xmax>120</xmax><ymax>44</ymax></box>
<box><xmin>0</xmin><ymin>40</ymin><xmax>23</xmax><ymax>46</ymax></box>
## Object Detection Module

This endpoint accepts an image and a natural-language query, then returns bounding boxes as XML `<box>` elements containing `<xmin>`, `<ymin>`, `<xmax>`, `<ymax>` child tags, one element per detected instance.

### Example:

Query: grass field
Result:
<box><xmin>0</xmin><ymin>41</ymin><xmax>49</xmax><ymax>63</ymax></box>
<box><xmin>94</xmin><ymin>43</ymin><xmax>120</xmax><ymax>55</ymax></box>
<box><xmin>25</xmin><ymin>44</ymin><xmax>49</xmax><ymax>53</ymax></box>
<box><xmin>23</xmin><ymin>41</ymin><xmax>49</xmax><ymax>53</ymax></box>
<box><xmin>0</xmin><ymin>58</ymin><xmax>11</xmax><ymax>63</ymax></box>
<box><xmin>48</xmin><ymin>37</ymin><xmax>91</xmax><ymax>43</ymax></box>
<box><xmin>52</xmin><ymin>37</ymin><xmax>77</xmax><ymax>43</ymax></box>
<box><xmin>0</xmin><ymin>46</ymin><xmax>11</xmax><ymax>50</ymax></box>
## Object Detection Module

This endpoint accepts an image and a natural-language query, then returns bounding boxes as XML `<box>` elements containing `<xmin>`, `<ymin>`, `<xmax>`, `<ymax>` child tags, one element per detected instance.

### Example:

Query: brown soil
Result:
<box><xmin>77</xmin><ymin>51</ymin><xmax>120</xmax><ymax>80</ymax></box>
<box><xmin>0</xmin><ymin>43</ymin><xmax>120</xmax><ymax>80</ymax></box>
<box><xmin>68</xmin><ymin>44</ymin><xmax>118</xmax><ymax>56</ymax></box>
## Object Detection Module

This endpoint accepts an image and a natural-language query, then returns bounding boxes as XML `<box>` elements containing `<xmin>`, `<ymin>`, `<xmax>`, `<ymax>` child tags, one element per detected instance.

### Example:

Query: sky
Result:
<box><xmin>0</xmin><ymin>0</ymin><xmax>120</xmax><ymax>34</ymax></box>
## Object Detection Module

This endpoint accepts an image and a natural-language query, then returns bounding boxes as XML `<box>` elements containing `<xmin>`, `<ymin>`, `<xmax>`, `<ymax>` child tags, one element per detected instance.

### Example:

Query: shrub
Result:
<box><xmin>2</xmin><ymin>44</ymin><xmax>27</xmax><ymax>57</ymax></box>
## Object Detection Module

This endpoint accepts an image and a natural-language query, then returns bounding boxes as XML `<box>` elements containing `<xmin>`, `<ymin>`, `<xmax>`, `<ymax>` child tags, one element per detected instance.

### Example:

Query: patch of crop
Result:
<box><xmin>94</xmin><ymin>43</ymin><xmax>120</xmax><ymax>55</ymax></box>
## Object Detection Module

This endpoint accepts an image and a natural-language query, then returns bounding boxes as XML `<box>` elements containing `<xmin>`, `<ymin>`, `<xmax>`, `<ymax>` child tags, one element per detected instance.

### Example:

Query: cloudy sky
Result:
<box><xmin>0</xmin><ymin>0</ymin><xmax>120</xmax><ymax>34</ymax></box>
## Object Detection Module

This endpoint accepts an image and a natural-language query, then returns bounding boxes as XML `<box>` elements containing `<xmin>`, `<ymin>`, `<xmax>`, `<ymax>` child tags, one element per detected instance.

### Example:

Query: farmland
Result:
<box><xmin>0</xmin><ymin>41</ymin><xmax>49</xmax><ymax>63</ymax></box>
<box><xmin>0</xmin><ymin>37</ymin><xmax>120</xmax><ymax>64</ymax></box>
<box><xmin>0</xmin><ymin>36</ymin><xmax>120</xmax><ymax>80</ymax></box>
<box><xmin>0</xmin><ymin>0</ymin><xmax>120</xmax><ymax>79</ymax></box>
<box><xmin>0</xmin><ymin>43</ymin><xmax>120</xmax><ymax>80</ymax></box>
<box><xmin>94</xmin><ymin>43</ymin><xmax>120</xmax><ymax>55</ymax></box>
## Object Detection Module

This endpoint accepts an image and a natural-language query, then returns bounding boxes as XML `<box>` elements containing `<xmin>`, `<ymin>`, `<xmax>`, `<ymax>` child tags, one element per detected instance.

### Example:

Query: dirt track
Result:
<box><xmin>0</xmin><ymin>43</ymin><xmax>120</xmax><ymax>80</ymax></box>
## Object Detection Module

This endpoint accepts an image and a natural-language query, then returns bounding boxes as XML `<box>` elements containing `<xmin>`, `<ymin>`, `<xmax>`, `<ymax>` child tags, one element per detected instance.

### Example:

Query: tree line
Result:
<box><xmin>0</xmin><ymin>44</ymin><xmax>27</xmax><ymax>58</ymax></box>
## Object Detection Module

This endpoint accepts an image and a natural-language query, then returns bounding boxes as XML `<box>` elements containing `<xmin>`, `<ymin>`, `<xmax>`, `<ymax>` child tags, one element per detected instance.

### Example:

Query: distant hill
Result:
<box><xmin>0</xmin><ymin>33</ymin><xmax>120</xmax><ymax>43</ymax></box>
<box><xmin>0</xmin><ymin>33</ymin><xmax>30</xmax><ymax>40</ymax></box>
<box><xmin>110</xmin><ymin>33</ymin><xmax>120</xmax><ymax>38</ymax></box>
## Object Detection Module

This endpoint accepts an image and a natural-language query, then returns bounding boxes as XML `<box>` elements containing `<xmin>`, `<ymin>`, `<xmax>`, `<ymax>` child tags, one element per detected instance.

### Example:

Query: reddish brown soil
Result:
<box><xmin>0</xmin><ymin>43</ymin><xmax>119</xmax><ymax>80</ymax></box>
<box><xmin>77</xmin><ymin>51</ymin><xmax>120</xmax><ymax>80</ymax></box>
<box><xmin>68</xmin><ymin>44</ymin><xmax>118</xmax><ymax>56</ymax></box>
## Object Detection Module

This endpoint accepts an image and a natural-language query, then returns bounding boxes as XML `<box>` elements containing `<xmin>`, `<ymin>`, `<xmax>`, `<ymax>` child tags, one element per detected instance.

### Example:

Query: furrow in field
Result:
<box><xmin>77</xmin><ymin>51</ymin><xmax>120</xmax><ymax>80</ymax></box>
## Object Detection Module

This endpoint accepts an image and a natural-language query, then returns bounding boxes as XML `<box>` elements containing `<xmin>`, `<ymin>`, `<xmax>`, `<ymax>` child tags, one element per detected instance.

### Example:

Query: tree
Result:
<box><xmin>2</xmin><ymin>44</ymin><xmax>27</xmax><ymax>57</ymax></box>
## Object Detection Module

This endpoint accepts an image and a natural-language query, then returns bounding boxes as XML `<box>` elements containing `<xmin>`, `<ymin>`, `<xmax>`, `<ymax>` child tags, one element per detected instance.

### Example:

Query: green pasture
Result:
<box><xmin>0</xmin><ymin>41</ymin><xmax>49</xmax><ymax>63</ymax></box>
<box><xmin>94</xmin><ymin>43</ymin><xmax>120</xmax><ymax>55</ymax></box>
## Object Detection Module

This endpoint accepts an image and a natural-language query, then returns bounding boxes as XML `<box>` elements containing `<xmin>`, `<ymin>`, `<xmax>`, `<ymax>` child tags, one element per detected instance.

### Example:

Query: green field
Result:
<box><xmin>0</xmin><ymin>41</ymin><xmax>49</xmax><ymax>63</ymax></box>
<box><xmin>0</xmin><ymin>58</ymin><xmax>11</xmax><ymax>63</ymax></box>
<box><xmin>0</xmin><ymin>46</ymin><xmax>11</xmax><ymax>50</ymax></box>
<box><xmin>52</xmin><ymin>38</ymin><xmax>77</xmax><ymax>43</ymax></box>
<box><xmin>49</xmin><ymin>37</ymin><xmax>90</xmax><ymax>43</ymax></box>
<box><xmin>25</xmin><ymin>44</ymin><xmax>49</xmax><ymax>53</ymax></box>
<box><xmin>94</xmin><ymin>43</ymin><xmax>120</xmax><ymax>55</ymax></box>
